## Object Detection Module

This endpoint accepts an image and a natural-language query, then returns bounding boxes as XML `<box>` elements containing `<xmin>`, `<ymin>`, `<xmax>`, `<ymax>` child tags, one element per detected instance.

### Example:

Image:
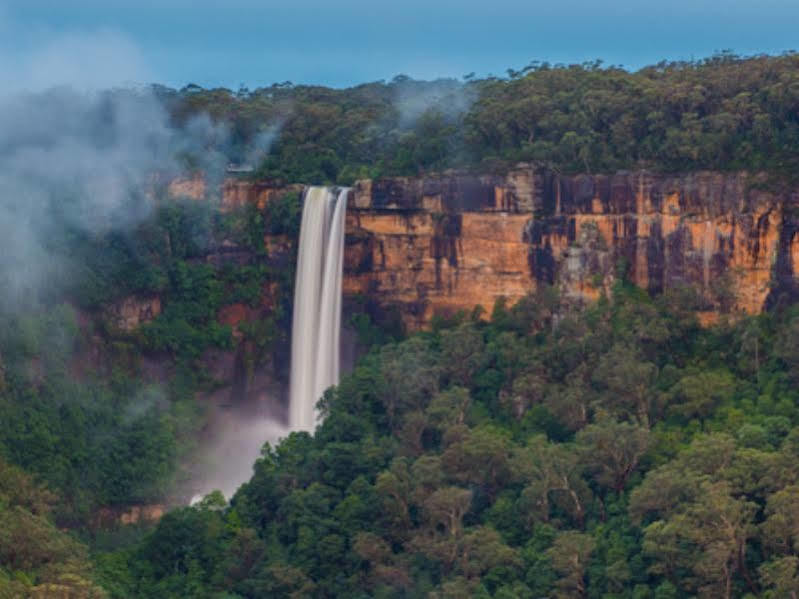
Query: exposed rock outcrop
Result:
<box><xmin>94</xmin><ymin>504</ymin><xmax>165</xmax><ymax>527</ymax></box>
<box><xmin>107</xmin><ymin>296</ymin><xmax>162</xmax><ymax>331</ymax></box>
<box><xmin>167</xmin><ymin>174</ymin><xmax>302</xmax><ymax>211</ymax></box>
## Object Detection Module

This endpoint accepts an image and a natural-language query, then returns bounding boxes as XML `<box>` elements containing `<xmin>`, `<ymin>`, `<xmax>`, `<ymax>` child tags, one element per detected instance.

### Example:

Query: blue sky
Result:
<box><xmin>1</xmin><ymin>0</ymin><xmax>798</xmax><ymax>90</ymax></box>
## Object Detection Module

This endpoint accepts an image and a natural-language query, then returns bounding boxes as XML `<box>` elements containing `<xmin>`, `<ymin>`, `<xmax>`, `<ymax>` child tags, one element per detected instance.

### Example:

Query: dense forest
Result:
<box><xmin>3</xmin><ymin>52</ymin><xmax>799</xmax><ymax>597</ymax></box>
<box><xmin>80</xmin><ymin>284</ymin><xmax>799</xmax><ymax>598</ymax></box>
<box><xmin>159</xmin><ymin>52</ymin><xmax>799</xmax><ymax>183</ymax></box>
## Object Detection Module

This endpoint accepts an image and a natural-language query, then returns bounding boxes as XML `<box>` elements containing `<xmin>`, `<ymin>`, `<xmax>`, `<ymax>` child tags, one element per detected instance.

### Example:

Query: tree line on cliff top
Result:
<box><xmin>86</xmin><ymin>282</ymin><xmax>799</xmax><ymax>598</ymax></box>
<box><xmin>159</xmin><ymin>51</ymin><xmax>799</xmax><ymax>183</ymax></box>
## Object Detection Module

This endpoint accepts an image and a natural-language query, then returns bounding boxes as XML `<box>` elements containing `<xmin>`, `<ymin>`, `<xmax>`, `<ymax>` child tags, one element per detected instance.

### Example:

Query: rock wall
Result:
<box><xmin>94</xmin><ymin>504</ymin><xmax>165</xmax><ymax>528</ymax></box>
<box><xmin>164</xmin><ymin>167</ymin><xmax>799</xmax><ymax>331</ymax></box>
<box><xmin>343</xmin><ymin>166</ymin><xmax>799</xmax><ymax>329</ymax></box>
<box><xmin>167</xmin><ymin>174</ymin><xmax>302</xmax><ymax>211</ymax></box>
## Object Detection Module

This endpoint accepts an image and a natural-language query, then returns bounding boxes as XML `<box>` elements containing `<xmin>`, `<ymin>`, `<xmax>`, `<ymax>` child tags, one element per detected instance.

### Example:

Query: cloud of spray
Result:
<box><xmin>0</xmin><ymin>19</ymin><xmax>292</xmax><ymax>507</ymax></box>
<box><xmin>0</xmin><ymin>36</ymin><xmax>283</xmax><ymax>309</ymax></box>
<box><xmin>391</xmin><ymin>76</ymin><xmax>477</xmax><ymax>127</ymax></box>
<box><xmin>0</xmin><ymin>85</ymin><xmax>220</xmax><ymax>308</ymax></box>
<box><xmin>190</xmin><ymin>411</ymin><xmax>289</xmax><ymax>503</ymax></box>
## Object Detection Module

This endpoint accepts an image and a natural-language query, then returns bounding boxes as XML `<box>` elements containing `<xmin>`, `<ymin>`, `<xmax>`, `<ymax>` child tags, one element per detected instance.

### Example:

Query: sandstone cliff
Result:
<box><xmin>169</xmin><ymin>167</ymin><xmax>799</xmax><ymax>330</ymax></box>
<box><xmin>343</xmin><ymin>166</ymin><xmax>799</xmax><ymax>329</ymax></box>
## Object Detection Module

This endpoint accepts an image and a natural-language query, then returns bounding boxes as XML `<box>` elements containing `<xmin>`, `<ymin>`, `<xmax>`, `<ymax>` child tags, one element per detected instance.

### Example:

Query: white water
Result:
<box><xmin>189</xmin><ymin>412</ymin><xmax>288</xmax><ymax>505</ymax></box>
<box><xmin>289</xmin><ymin>186</ymin><xmax>348</xmax><ymax>432</ymax></box>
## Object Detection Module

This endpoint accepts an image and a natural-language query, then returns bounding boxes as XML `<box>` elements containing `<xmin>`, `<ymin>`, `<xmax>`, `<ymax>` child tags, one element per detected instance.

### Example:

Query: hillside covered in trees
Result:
<box><xmin>95</xmin><ymin>284</ymin><xmax>799</xmax><ymax>598</ymax></box>
<box><xmin>3</xmin><ymin>52</ymin><xmax>799</xmax><ymax>598</ymax></box>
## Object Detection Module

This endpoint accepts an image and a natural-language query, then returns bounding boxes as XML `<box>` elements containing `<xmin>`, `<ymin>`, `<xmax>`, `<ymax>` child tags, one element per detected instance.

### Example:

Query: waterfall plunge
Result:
<box><xmin>289</xmin><ymin>186</ymin><xmax>348</xmax><ymax>432</ymax></box>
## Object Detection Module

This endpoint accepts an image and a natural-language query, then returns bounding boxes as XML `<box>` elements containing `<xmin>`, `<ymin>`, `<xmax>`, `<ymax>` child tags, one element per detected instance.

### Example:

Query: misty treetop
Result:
<box><xmin>0</xmin><ymin>85</ymin><xmax>262</xmax><ymax>317</ymax></box>
<box><xmin>159</xmin><ymin>51</ymin><xmax>799</xmax><ymax>183</ymax></box>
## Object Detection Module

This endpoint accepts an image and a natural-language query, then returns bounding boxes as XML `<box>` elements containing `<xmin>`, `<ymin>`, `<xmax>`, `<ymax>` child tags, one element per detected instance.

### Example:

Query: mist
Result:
<box><xmin>0</xmin><ymin>87</ymin><xmax>203</xmax><ymax>308</ymax></box>
<box><xmin>0</xmin><ymin>24</ymin><xmax>289</xmax><ymax>508</ymax></box>
<box><xmin>391</xmin><ymin>76</ymin><xmax>477</xmax><ymax>127</ymax></box>
<box><xmin>189</xmin><ymin>404</ymin><xmax>289</xmax><ymax>503</ymax></box>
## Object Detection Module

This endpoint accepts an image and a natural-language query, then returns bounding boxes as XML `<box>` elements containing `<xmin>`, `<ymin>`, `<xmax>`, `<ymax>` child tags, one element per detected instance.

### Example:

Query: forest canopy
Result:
<box><xmin>92</xmin><ymin>284</ymin><xmax>799</xmax><ymax>598</ymax></box>
<box><xmin>160</xmin><ymin>52</ymin><xmax>799</xmax><ymax>183</ymax></box>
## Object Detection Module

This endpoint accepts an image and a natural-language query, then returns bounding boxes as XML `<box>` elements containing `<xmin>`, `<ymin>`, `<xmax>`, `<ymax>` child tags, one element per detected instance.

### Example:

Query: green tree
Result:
<box><xmin>546</xmin><ymin>531</ymin><xmax>595</xmax><ymax>598</ymax></box>
<box><xmin>576</xmin><ymin>419</ymin><xmax>650</xmax><ymax>493</ymax></box>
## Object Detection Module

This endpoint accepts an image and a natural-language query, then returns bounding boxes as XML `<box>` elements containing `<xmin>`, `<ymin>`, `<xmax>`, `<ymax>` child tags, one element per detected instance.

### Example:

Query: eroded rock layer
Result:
<box><xmin>343</xmin><ymin>166</ymin><xmax>799</xmax><ymax>329</ymax></box>
<box><xmin>167</xmin><ymin>167</ymin><xmax>799</xmax><ymax>330</ymax></box>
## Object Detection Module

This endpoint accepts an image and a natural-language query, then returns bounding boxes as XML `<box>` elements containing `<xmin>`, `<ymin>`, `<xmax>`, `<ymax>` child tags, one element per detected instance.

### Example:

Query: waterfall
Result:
<box><xmin>289</xmin><ymin>186</ymin><xmax>348</xmax><ymax>432</ymax></box>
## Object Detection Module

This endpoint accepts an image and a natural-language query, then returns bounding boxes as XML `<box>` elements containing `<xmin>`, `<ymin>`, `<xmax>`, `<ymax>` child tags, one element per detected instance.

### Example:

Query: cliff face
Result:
<box><xmin>343</xmin><ymin>166</ymin><xmax>799</xmax><ymax>329</ymax></box>
<box><xmin>166</xmin><ymin>167</ymin><xmax>799</xmax><ymax>331</ymax></box>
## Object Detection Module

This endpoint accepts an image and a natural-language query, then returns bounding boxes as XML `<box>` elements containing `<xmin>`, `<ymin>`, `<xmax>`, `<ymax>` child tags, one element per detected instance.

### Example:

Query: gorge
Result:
<box><xmin>172</xmin><ymin>164</ymin><xmax>799</xmax><ymax>501</ymax></box>
<box><xmin>164</xmin><ymin>162</ymin><xmax>799</xmax><ymax>505</ymax></box>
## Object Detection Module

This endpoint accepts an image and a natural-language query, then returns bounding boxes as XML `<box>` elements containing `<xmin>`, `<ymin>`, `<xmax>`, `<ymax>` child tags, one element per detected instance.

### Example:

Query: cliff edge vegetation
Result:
<box><xmin>163</xmin><ymin>52</ymin><xmax>799</xmax><ymax>184</ymax></box>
